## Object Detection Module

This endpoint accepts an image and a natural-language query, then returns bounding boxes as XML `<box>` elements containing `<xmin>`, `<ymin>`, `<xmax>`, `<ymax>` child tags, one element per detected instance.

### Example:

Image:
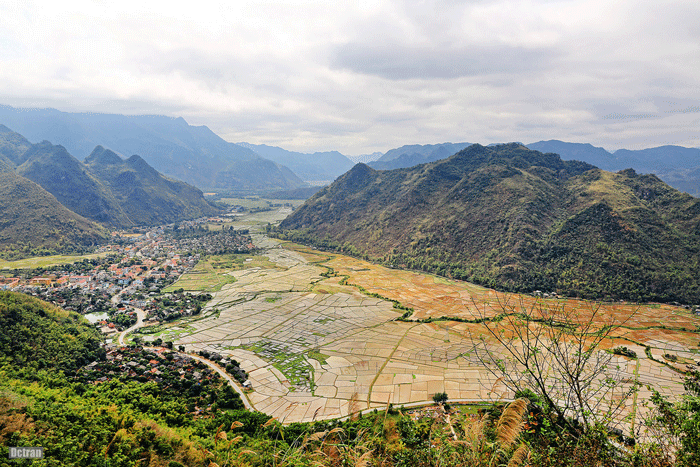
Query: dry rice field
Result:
<box><xmin>152</xmin><ymin>231</ymin><xmax>699</xmax><ymax>433</ymax></box>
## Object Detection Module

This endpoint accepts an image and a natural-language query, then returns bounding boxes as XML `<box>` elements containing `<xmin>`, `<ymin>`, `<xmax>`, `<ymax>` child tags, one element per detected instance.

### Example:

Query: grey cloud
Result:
<box><xmin>593</xmin><ymin>97</ymin><xmax>700</xmax><ymax>123</ymax></box>
<box><xmin>134</xmin><ymin>47</ymin><xmax>296</xmax><ymax>93</ymax></box>
<box><xmin>329</xmin><ymin>42</ymin><xmax>561</xmax><ymax>80</ymax></box>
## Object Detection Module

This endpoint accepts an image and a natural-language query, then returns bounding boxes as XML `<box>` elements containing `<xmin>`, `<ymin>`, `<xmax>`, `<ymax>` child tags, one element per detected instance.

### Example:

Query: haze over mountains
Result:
<box><xmin>236</xmin><ymin>142</ymin><xmax>355</xmax><ymax>184</ymax></box>
<box><xmin>0</xmin><ymin>124</ymin><xmax>220</xmax><ymax>255</ymax></box>
<box><xmin>0</xmin><ymin>106</ymin><xmax>304</xmax><ymax>194</ymax></box>
<box><xmin>3</xmin><ymin>105</ymin><xmax>700</xmax><ymax>198</ymax></box>
<box><xmin>368</xmin><ymin>143</ymin><xmax>472</xmax><ymax>170</ymax></box>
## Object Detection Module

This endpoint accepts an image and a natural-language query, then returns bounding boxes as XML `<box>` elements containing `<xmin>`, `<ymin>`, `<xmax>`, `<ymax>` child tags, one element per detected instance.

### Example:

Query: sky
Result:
<box><xmin>1</xmin><ymin>0</ymin><xmax>699</xmax><ymax>155</ymax></box>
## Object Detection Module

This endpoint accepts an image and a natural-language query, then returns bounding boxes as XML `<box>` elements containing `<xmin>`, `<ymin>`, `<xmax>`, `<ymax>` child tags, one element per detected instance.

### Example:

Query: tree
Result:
<box><xmin>639</xmin><ymin>369</ymin><xmax>700</xmax><ymax>466</ymax></box>
<box><xmin>469</xmin><ymin>295</ymin><xmax>636</xmax><ymax>433</ymax></box>
<box><xmin>432</xmin><ymin>392</ymin><xmax>449</xmax><ymax>405</ymax></box>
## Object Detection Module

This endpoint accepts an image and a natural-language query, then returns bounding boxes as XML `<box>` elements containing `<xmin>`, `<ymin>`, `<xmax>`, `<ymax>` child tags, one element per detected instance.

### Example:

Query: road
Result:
<box><xmin>186</xmin><ymin>353</ymin><xmax>254</xmax><ymax>411</ymax></box>
<box><xmin>117</xmin><ymin>308</ymin><xmax>147</xmax><ymax>346</ymax></box>
<box><xmin>137</xmin><ymin>345</ymin><xmax>254</xmax><ymax>411</ymax></box>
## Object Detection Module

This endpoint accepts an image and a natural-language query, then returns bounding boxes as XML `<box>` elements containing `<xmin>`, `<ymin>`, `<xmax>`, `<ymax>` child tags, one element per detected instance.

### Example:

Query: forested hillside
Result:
<box><xmin>85</xmin><ymin>146</ymin><xmax>220</xmax><ymax>226</ymax></box>
<box><xmin>277</xmin><ymin>144</ymin><xmax>700</xmax><ymax>304</ymax></box>
<box><xmin>0</xmin><ymin>172</ymin><xmax>109</xmax><ymax>259</ymax></box>
<box><xmin>0</xmin><ymin>126</ymin><xmax>221</xmax><ymax>231</ymax></box>
<box><xmin>0</xmin><ymin>291</ymin><xmax>104</xmax><ymax>373</ymax></box>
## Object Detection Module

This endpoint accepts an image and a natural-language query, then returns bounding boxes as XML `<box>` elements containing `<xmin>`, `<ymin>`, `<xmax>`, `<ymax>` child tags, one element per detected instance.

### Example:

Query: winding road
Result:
<box><xmin>117</xmin><ymin>308</ymin><xmax>147</xmax><ymax>346</ymax></box>
<box><xmin>117</xmin><ymin>306</ymin><xmax>254</xmax><ymax>410</ymax></box>
<box><xmin>186</xmin><ymin>353</ymin><xmax>254</xmax><ymax>410</ymax></box>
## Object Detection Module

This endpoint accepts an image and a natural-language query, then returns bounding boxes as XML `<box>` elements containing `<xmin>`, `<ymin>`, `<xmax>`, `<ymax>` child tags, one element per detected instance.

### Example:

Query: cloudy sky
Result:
<box><xmin>1</xmin><ymin>0</ymin><xmax>698</xmax><ymax>155</ymax></box>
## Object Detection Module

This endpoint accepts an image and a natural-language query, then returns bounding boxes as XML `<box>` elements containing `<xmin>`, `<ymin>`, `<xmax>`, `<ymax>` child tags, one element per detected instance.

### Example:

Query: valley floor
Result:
<box><xmin>136</xmin><ymin>227</ymin><xmax>698</xmax><ymax>436</ymax></box>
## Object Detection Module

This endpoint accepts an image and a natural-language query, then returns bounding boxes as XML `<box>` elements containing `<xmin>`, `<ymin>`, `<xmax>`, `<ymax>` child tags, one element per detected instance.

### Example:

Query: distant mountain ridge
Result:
<box><xmin>278</xmin><ymin>143</ymin><xmax>700</xmax><ymax>304</ymax></box>
<box><xmin>237</xmin><ymin>142</ymin><xmax>355</xmax><ymax>183</ymax></box>
<box><xmin>370</xmin><ymin>142</ymin><xmax>471</xmax><ymax>170</ymax></box>
<box><xmin>526</xmin><ymin>140</ymin><xmax>700</xmax><ymax>196</ymax></box>
<box><xmin>0</xmin><ymin>125</ymin><xmax>220</xmax><ymax>230</ymax></box>
<box><xmin>346</xmin><ymin>152</ymin><xmax>383</xmax><ymax>164</ymax></box>
<box><xmin>0</xmin><ymin>105</ymin><xmax>304</xmax><ymax>194</ymax></box>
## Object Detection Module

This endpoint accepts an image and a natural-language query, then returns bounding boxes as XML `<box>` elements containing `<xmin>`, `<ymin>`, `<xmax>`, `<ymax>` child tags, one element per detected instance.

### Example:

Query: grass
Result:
<box><xmin>164</xmin><ymin>253</ymin><xmax>280</xmax><ymax>293</ymax></box>
<box><xmin>453</xmin><ymin>402</ymin><xmax>494</xmax><ymax>415</ymax></box>
<box><xmin>307</xmin><ymin>350</ymin><xmax>329</xmax><ymax>365</ymax></box>
<box><xmin>311</xmin><ymin>283</ymin><xmax>352</xmax><ymax>294</ymax></box>
<box><xmin>164</xmin><ymin>267</ymin><xmax>237</xmax><ymax>293</ymax></box>
<box><xmin>0</xmin><ymin>252</ymin><xmax>111</xmax><ymax>270</ymax></box>
<box><xmin>217</xmin><ymin>197</ymin><xmax>305</xmax><ymax>209</ymax></box>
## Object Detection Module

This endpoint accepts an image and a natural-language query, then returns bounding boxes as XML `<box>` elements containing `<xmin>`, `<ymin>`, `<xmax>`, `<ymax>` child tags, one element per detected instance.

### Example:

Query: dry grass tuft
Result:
<box><xmin>496</xmin><ymin>398</ymin><xmax>529</xmax><ymax>449</ymax></box>
<box><xmin>349</xmin><ymin>391</ymin><xmax>360</xmax><ymax>421</ymax></box>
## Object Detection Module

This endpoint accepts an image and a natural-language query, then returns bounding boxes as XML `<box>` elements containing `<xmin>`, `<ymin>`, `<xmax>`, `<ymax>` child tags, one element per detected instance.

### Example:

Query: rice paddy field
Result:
<box><xmin>0</xmin><ymin>251</ymin><xmax>111</xmax><ymax>270</ymax></box>
<box><xmin>145</xmin><ymin>208</ymin><xmax>700</xmax><ymax>432</ymax></box>
<box><xmin>163</xmin><ymin>253</ymin><xmax>281</xmax><ymax>293</ymax></box>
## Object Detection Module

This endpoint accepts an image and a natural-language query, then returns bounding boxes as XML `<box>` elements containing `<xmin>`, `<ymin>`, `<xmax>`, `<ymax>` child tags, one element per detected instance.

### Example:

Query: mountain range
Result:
<box><xmin>4</xmin><ymin>105</ymin><xmax>700</xmax><ymax>198</ymax></box>
<box><xmin>236</xmin><ymin>142</ymin><xmax>355</xmax><ymax>183</ymax></box>
<box><xmin>0</xmin><ymin>106</ymin><xmax>304</xmax><ymax>194</ymax></box>
<box><xmin>369</xmin><ymin>142</ymin><xmax>472</xmax><ymax>170</ymax></box>
<box><xmin>278</xmin><ymin>143</ymin><xmax>700</xmax><ymax>304</ymax></box>
<box><xmin>0</xmin><ymin>125</ymin><xmax>220</xmax><ymax>256</ymax></box>
<box><xmin>526</xmin><ymin>140</ymin><xmax>700</xmax><ymax>197</ymax></box>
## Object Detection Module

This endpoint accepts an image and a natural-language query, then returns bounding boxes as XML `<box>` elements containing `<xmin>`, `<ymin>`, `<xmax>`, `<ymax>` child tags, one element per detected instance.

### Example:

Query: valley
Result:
<box><xmin>122</xmin><ymin>208</ymin><xmax>699</xmax><ymax>436</ymax></box>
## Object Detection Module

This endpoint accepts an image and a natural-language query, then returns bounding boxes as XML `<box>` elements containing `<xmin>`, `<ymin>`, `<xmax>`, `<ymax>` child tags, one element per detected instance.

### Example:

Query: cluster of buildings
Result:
<box><xmin>1</xmin><ymin>222</ymin><xmax>258</xmax><ymax>331</ymax></box>
<box><xmin>0</xmin><ymin>228</ymin><xmax>208</xmax><ymax>296</ymax></box>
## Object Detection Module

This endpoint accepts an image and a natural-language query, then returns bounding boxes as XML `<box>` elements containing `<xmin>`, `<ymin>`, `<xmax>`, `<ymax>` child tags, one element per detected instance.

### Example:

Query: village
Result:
<box><xmin>77</xmin><ymin>345</ymin><xmax>246</xmax><ymax>417</ymax></box>
<box><xmin>0</xmin><ymin>219</ymin><xmax>257</xmax><ymax>335</ymax></box>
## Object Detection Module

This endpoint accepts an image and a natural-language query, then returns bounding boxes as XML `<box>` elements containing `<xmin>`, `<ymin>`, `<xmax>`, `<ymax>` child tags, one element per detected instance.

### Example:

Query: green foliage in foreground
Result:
<box><xmin>2</xmin><ymin>370</ymin><xmax>699</xmax><ymax>467</ymax></box>
<box><xmin>1</xmin><ymin>291</ymin><xmax>699</xmax><ymax>466</ymax></box>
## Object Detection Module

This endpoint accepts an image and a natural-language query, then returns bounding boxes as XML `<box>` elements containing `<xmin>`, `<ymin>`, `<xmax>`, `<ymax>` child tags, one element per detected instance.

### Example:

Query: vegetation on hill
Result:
<box><xmin>85</xmin><ymin>146</ymin><xmax>220</xmax><ymax>226</ymax></box>
<box><xmin>0</xmin><ymin>291</ymin><xmax>104</xmax><ymax>374</ymax></box>
<box><xmin>276</xmin><ymin>144</ymin><xmax>700</xmax><ymax>304</ymax></box>
<box><xmin>17</xmin><ymin>140</ymin><xmax>133</xmax><ymax>227</ymax></box>
<box><xmin>527</xmin><ymin>140</ymin><xmax>700</xmax><ymax>197</ymax></box>
<box><xmin>0</xmin><ymin>123</ymin><xmax>30</xmax><ymax>166</ymax></box>
<box><xmin>1</xmin><ymin>124</ymin><xmax>222</xmax><ymax>230</ymax></box>
<box><xmin>0</xmin><ymin>172</ymin><xmax>109</xmax><ymax>259</ymax></box>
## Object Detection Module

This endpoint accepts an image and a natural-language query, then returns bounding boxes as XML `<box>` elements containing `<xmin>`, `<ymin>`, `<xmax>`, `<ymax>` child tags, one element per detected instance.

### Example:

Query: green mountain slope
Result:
<box><xmin>16</xmin><ymin>141</ymin><xmax>133</xmax><ymax>227</ymax></box>
<box><xmin>0</xmin><ymin>291</ymin><xmax>104</xmax><ymax>374</ymax></box>
<box><xmin>527</xmin><ymin>140</ymin><xmax>700</xmax><ymax>197</ymax></box>
<box><xmin>85</xmin><ymin>146</ymin><xmax>220</xmax><ymax>225</ymax></box>
<box><xmin>278</xmin><ymin>144</ymin><xmax>700</xmax><ymax>303</ymax></box>
<box><xmin>5</xmin><ymin>124</ymin><xmax>221</xmax><ymax>228</ymax></box>
<box><xmin>0</xmin><ymin>171</ymin><xmax>109</xmax><ymax>257</ymax></box>
<box><xmin>0</xmin><ymin>123</ymin><xmax>31</xmax><ymax>166</ymax></box>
